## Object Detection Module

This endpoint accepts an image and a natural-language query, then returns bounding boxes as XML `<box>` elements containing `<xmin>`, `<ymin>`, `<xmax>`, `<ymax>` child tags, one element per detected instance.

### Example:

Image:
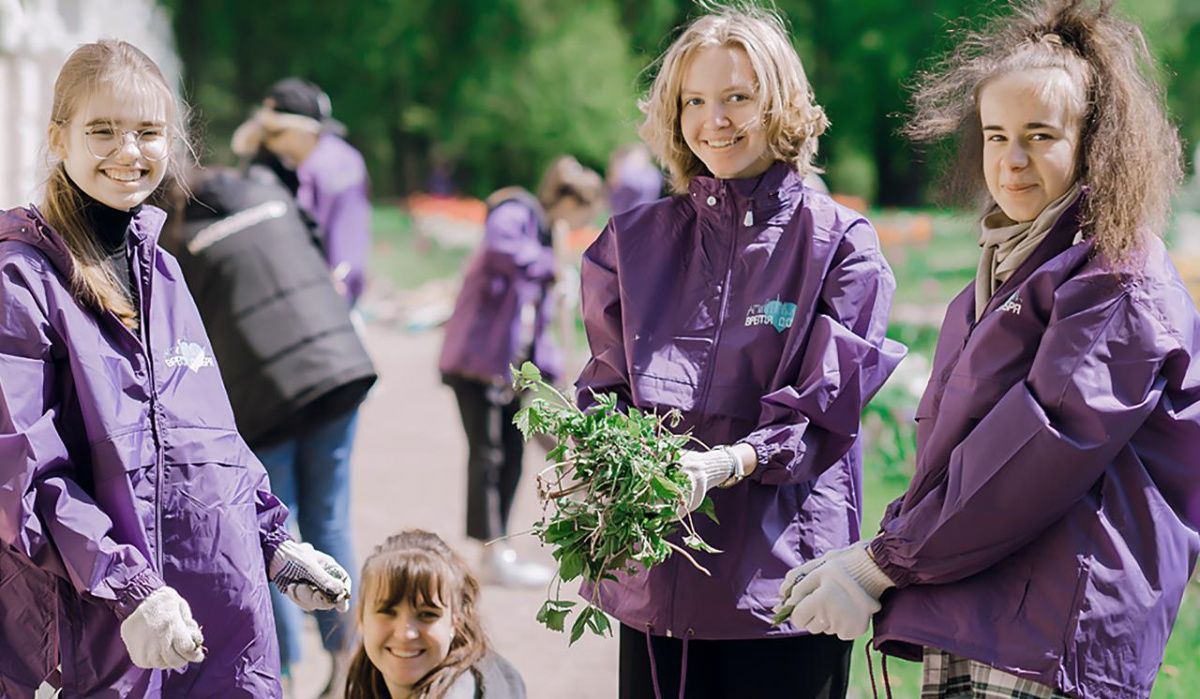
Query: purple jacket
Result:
<box><xmin>297</xmin><ymin>132</ymin><xmax>371</xmax><ymax>303</ymax></box>
<box><xmin>576</xmin><ymin>162</ymin><xmax>905</xmax><ymax>639</ymax></box>
<box><xmin>870</xmin><ymin>196</ymin><xmax>1200</xmax><ymax>698</ymax></box>
<box><xmin>438</xmin><ymin>197</ymin><xmax>563</xmax><ymax>385</ymax></box>
<box><xmin>0</xmin><ymin>206</ymin><xmax>288</xmax><ymax>698</ymax></box>
<box><xmin>610</xmin><ymin>161</ymin><xmax>664</xmax><ymax>215</ymax></box>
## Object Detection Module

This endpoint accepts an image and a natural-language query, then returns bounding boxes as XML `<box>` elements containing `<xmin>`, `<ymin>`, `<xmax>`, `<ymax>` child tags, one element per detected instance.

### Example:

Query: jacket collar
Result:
<box><xmin>975</xmin><ymin>187</ymin><xmax>1089</xmax><ymax>320</ymax></box>
<box><xmin>0</xmin><ymin>204</ymin><xmax>167</xmax><ymax>278</ymax></box>
<box><xmin>686</xmin><ymin>161</ymin><xmax>804</xmax><ymax>224</ymax></box>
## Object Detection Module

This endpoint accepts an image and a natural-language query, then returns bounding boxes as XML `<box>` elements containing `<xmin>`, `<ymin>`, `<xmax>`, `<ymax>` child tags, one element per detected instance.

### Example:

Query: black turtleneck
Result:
<box><xmin>66</xmin><ymin>174</ymin><xmax>141</xmax><ymax>306</ymax></box>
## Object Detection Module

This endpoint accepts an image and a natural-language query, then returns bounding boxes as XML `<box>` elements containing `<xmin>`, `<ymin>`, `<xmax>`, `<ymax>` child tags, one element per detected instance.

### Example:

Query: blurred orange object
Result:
<box><xmin>564</xmin><ymin>226</ymin><xmax>602</xmax><ymax>256</ymax></box>
<box><xmin>831</xmin><ymin>193</ymin><xmax>868</xmax><ymax>213</ymax></box>
<box><xmin>406</xmin><ymin>193</ymin><xmax>487</xmax><ymax>223</ymax></box>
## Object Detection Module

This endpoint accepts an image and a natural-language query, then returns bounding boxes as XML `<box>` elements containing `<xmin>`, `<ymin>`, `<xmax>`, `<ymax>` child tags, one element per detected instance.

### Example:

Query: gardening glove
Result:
<box><xmin>119</xmin><ymin>586</ymin><xmax>206</xmax><ymax>669</ymax></box>
<box><xmin>269</xmin><ymin>540</ymin><xmax>352</xmax><ymax>612</ymax></box>
<box><xmin>776</xmin><ymin>542</ymin><xmax>894</xmax><ymax>640</ymax></box>
<box><xmin>676</xmin><ymin>447</ymin><xmax>738</xmax><ymax>518</ymax></box>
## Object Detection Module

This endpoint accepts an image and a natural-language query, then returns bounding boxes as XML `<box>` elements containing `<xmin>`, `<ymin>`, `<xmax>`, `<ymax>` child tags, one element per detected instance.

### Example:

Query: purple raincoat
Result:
<box><xmin>0</xmin><ymin>206</ymin><xmax>289</xmax><ymax>698</ymax></box>
<box><xmin>438</xmin><ymin>198</ymin><xmax>563</xmax><ymax>385</ymax></box>
<box><xmin>297</xmin><ymin>132</ymin><xmax>371</xmax><ymax>304</ymax></box>
<box><xmin>575</xmin><ymin>162</ymin><xmax>906</xmax><ymax>639</ymax></box>
<box><xmin>869</xmin><ymin>195</ymin><xmax>1200</xmax><ymax>698</ymax></box>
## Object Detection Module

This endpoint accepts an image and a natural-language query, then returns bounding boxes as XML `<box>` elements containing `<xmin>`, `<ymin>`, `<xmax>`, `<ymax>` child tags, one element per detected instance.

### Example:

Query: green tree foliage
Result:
<box><xmin>163</xmin><ymin>0</ymin><xmax>1199</xmax><ymax>202</ymax></box>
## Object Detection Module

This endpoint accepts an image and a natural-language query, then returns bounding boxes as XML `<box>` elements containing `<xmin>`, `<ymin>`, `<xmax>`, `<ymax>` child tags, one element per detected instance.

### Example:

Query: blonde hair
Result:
<box><xmin>905</xmin><ymin>0</ymin><xmax>1182</xmax><ymax>268</ymax></box>
<box><xmin>42</xmin><ymin>40</ymin><xmax>192</xmax><ymax>329</ymax></box>
<box><xmin>638</xmin><ymin>2</ymin><xmax>829</xmax><ymax>193</ymax></box>
<box><xmin>346</xmin><ymin>531</ymin><xmax>488</xmax><ymax>699</ymax></box>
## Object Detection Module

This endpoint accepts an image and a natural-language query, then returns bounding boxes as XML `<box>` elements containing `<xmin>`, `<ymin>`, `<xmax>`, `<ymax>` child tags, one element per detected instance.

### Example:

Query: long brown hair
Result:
<box><xmin>904</xmin><ymin>0</ymin><xmax>1182</xmax><ymax>268</ymax></box>
<box><xmin>41</xmin><ymin>40</ymin><xmax>193</xmax><ymax>329</ymax></box>
<box><xmin>346</xmin><ymin>531</ymin><xmax>489</xmax><ymax>699</ymax></box>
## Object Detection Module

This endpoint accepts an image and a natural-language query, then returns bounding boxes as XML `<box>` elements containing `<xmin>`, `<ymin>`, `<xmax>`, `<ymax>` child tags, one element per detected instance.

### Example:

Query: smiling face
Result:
<box><xmin>978</xmin><ymin>68</ymin><xmax>1082</xmax><ymax>222</ymax></box>
<box><xmin>53</xmin><ymin>83</ymin><xmax>169</xmax><ymax>211</ymax></box>
<box><xmin>679</xmin><ymin>44</ymin><xmax>773</xmax><ymax>181</ymax></box>
<box><xmin>361</xmin><ymin>581</ymin><xmax>455</xmax><ymax>696</ymax></box>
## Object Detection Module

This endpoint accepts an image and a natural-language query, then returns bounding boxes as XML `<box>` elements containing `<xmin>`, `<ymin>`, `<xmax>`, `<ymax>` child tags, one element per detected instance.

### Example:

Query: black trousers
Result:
<box><xmin>619</xmin><ymin>624</ymin><xmax>852</xmax><ymax>699</ymax></box>
<box><xmin>450</xmin><ymin>378</ymin><xmax>524</xmax><ymax>541</ymax></box>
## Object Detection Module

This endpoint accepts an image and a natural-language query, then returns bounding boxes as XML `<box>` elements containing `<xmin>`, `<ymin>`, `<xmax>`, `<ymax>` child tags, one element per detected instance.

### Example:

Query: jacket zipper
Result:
<box><xmin>669</xmin><ymin>191</ymin><xmax>741</xmax><ymax>637</ymax></box>
<box><xmin>131</xmin><ymin>239</ymin><xmax>165</xmax><ymax>572</ymax></box>
<box><xmin>695</xmin><ymin>188</ymin><xmax>741</xmax><ymax>417</ymax></box>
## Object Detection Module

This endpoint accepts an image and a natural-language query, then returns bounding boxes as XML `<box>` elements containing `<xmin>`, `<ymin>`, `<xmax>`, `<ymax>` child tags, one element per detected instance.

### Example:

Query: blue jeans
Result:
<box><xmin>255</xmin><ymin>408</ymin><xmax>359</xmax><ymax>671</ymax></box>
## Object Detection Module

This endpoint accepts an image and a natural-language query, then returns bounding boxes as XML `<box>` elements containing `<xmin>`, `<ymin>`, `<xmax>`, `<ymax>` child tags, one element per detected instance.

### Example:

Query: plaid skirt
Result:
<box><xmin>920</xmin><ymin>648</ymin><xmax>1071</xmax><ymax>698</ymax></box>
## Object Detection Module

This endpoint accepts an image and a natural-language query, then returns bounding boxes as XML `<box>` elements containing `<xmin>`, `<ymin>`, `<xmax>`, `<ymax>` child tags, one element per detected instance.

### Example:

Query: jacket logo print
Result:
<box><xmin>999</xmin><ymin>291</ymin><xmax>1023</xmax><ymax>315</ymax></box>
<box><xmin>165</xmin><ymin>340</ymin><xmax>216</xmax><ymax>373</ymax></box>
<box><xmin>745</xmin><ymin>298</ymin><xmax>797</xmax><ymax>333</ymax></box>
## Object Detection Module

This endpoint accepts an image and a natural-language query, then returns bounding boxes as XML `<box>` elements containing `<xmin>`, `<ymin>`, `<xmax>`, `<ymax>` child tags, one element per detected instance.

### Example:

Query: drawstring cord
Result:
<box><xmin>882</xmin><ymin>652</ymin><xmax>894</xmax><ymax>699</ymax></box>
<box><xmin>646</xmin><ymin>624</ymin><xmax>664</xmax><ymax>699</ymax></box>
<box><xmin>678</xmin><ymin>629</ymin><xmax>694</xmax><ymax>699</ymax></box>
<box><xmin>864</xmin><ymin>643</ymin><xmax>895</xmax><ymax>699</ymax></box>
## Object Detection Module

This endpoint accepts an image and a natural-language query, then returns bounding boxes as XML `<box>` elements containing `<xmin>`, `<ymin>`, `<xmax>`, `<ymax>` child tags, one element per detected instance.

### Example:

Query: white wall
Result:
<box><xmin>0</xmin><ymin>0</ymin><xmax>180</xmax><ymax>209</ymax></box>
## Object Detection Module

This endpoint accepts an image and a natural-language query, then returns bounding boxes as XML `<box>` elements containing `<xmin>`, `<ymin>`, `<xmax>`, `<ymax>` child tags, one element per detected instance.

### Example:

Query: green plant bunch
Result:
<box><xmin>511</xmin><ymin>361</ymin><xmax>720</xmax><ymax>643</ymax></box>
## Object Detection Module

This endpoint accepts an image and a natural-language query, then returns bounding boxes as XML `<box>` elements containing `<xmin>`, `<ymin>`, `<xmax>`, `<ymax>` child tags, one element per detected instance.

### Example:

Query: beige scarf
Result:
<box><xmin>974</xmin><ymin>182</ymin><xmax>1081</xmax><ymax>320</ymax></box>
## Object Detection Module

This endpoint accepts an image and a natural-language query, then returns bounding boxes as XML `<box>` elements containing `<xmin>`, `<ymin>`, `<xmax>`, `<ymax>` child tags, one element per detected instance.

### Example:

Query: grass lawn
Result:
<box><xmin>368</xmin><ymin>204</ymin><xmax>470</xmax><ymax>290</ymax></box>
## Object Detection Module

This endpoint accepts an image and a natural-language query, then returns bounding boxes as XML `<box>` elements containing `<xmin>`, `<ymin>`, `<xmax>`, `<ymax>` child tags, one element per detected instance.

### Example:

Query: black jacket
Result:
<box><xmin>165</xmin><ymin>165</ymin><xmax>376</xmax><ymax>448</ymax></box>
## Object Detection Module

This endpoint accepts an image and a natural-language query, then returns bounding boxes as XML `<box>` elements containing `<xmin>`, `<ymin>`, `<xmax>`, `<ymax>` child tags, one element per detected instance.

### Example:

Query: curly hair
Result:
<box><xmin>905</xmin><ymin>0</ymin><xmax>1182</xmax><ymax>268</ymax></box>
<box><xmin>638</xmin><ymin>2</ymin><xmax>829</xmax><ymax>193</ymax></box>
<box><xmin>345</xmin><ymin>530</ymin><xmax>489</xmax><ymax>699</ymax></box>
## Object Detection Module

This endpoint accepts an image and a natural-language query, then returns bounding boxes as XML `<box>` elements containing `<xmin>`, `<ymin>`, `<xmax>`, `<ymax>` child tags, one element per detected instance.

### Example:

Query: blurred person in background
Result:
<box><xmin>606</xmin><ymin>142</ymin><xmax>664</xmax><ymax>214</ymax></box>
<box><xmin>230</xmin><ymin>79</ymin><xmax>373</xmax><ymax>696</ymax></box>
<box><xmin>232</xmin><ymin>77</ymin><xmax>371</xmax><ymax>306</ymax></box>
<box><xmin>163</xmin><ymin>162</ymin><xmax>379</xmax><ymax>697</ymax></box>
<box><xmin>438</xmin><ymin>155</ymin><xmax>604</xmax><ymax>588</ymax></box>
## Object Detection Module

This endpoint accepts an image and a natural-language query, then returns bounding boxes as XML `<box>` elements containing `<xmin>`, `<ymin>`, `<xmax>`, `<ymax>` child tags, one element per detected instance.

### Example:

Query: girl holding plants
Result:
<box><xmin>779</xmin><ymin>1</ymin><xmax>1200</xmax><ymax>697</ymax></box>
<box><xmin>0</xmin><ymin>41</ymin><xmax>349</xmax><ymax>697</ymax></box>
<box><xmin>575</xmin><ymin>5</ymin><xmax>905</xmax><ymax>698</ymax></box>
<box><xmin>345</xmin><ymin>530</ymin><xmax>526</xmax><ymax>698</ymax></box>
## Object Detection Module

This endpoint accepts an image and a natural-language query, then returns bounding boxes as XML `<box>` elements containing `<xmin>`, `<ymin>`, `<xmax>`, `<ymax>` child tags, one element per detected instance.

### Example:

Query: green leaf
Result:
<box><xmin>569</xmin><ymin>607</ymin><xmax>591</xmax><ymax>644</ymax></box>
<box><xmin>519</xmin><ymin>361</ymin><xmax>542</xmax><ymax>384</ymax></box>
<box><xmin>696</xmin><ymin>496</ymin><xmax>719</xmax><ymax>525</ymax></box>
<box><xmin>683</xmin><ymin>533</ymin><xmax>722</xmax><ymax>554</ymax></box>
<box><xmin>649</xmin><ymin>475</ymin><xmax>679</xmax><ymax>500</ymax></box>
<box><xmin>536</xmin><ymin>600</ymin><xmax>572</xmax><ymax>632</ymax></box>
<box><xmin>558</xmin><ymin>551</ymin><xmax>585</xmax><ymax>582</ymax></box>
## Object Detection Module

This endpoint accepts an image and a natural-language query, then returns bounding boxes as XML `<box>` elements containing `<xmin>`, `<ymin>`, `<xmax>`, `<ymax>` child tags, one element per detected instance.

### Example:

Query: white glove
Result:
<box><xmin>119</xmin><ymin>586</ymin><xmax>206</xmax><ymax>669</ymax></box>
<box><xmin>269</xmin><ymin>540</ymin><xmax>353</xmax><ymax>612</ymax></box>
<box><xmin>676</xmin><ymin>447</ymin><xmax>738</xmax><ymax>517</ymax></box>
<box><xmin>776</xmin><ymin>542</ymin><xmax>894</xmax><ymax>640</ymax></box>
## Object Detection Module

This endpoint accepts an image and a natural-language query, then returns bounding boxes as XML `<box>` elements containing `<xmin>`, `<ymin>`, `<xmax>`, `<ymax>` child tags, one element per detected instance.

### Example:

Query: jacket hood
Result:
<box><xmin>0</xmin><ymin>205</ymin><xmax>167</xmax><ymax>279</ymax></box>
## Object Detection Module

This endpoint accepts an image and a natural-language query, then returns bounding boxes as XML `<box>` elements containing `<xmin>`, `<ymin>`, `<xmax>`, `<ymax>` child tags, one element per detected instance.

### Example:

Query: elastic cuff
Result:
<box><xmin>868</xmin><ymin>538</ymin><xmax>914</xmax><ymax>588</ymax></box>
<box><xmin>112</xmin><ymin>567</ymin><xmax>167</xmax><ymax>621</ymax></box>
<box><xmin>843</xmin><ymin>542</ymin><xmax>895</xmax><ymax>598</ymax></box>
<box><xmin>262</xmin><ymin>526</ymin><xmax>293</xmax><ymax>571</ymax></box>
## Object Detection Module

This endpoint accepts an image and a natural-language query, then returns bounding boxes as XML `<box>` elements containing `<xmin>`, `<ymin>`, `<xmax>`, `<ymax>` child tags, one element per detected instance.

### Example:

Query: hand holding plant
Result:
<box><xmin>511</xmin><ymin>362</ymin><xmax>720</xmax><ymax>643</ymax></box>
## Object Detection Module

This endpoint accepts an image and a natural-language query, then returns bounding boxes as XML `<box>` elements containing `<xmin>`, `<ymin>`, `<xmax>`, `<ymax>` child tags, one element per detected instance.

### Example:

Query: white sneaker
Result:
<box><xmin>479</xmin><ymin>545</ymin><xmax>554</xmax><ymax>588</ymax></box>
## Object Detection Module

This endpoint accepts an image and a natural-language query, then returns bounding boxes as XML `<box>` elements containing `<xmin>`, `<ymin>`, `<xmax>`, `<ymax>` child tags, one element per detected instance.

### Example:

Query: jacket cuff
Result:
<box><xmin>261</xmin><ymin>525</ymin><xmax>293</xmax><ymax>570</ymax></box>
<box><xmin>111</xmin><ymin>567</ymin><xmax>167</xmax><ymax>621</ymax></box>
<box><xmin>868</xmin><ymin>538</ymin><xmax>915</xmax><ymax>589</ymax></box>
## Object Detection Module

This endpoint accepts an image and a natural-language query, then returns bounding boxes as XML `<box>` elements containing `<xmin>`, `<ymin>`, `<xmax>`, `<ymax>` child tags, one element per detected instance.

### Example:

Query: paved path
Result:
<box><xmin>290</xmin><ymin>323</ymin><xmax>617</xmax><ymax>698</ymax></box>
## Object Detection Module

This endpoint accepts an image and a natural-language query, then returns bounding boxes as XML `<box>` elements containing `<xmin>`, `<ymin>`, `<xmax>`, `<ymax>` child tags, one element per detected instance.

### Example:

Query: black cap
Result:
<box><xmin>265</xmin><ymin>77</ymin><xmax>332</xmax><ymax>121</ymax></box>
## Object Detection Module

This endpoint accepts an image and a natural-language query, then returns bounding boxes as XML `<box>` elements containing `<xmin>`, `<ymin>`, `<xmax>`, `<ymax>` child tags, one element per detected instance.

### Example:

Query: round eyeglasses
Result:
<box><xmin>83</xmin><ymin>124</ymin><xmax>171</xmax><ymax>162</ymax></box>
